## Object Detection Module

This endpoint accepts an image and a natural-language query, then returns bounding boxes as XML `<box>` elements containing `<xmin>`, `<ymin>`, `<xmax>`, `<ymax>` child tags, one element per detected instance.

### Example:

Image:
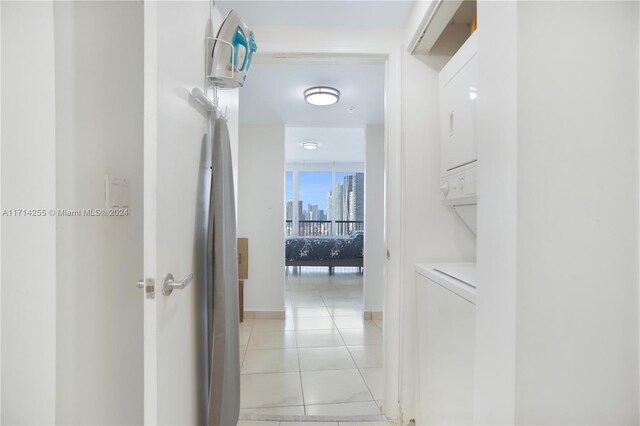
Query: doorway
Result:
<box><xmin>236</xmin><ymin>60</ymin><xmax>387</xmax><ymax>420</ymax></box>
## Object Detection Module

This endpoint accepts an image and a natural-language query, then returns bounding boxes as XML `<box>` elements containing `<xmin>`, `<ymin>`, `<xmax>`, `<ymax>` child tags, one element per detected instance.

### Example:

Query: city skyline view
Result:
<box><xmin>285</xmin><ymin>171</ymin><xmax>364</xmax><ymax>222</ymax></box>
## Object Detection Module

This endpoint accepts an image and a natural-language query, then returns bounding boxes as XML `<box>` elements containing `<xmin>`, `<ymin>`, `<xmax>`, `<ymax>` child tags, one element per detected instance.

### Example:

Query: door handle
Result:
<box><xmin>136</xmin><ymin>278</ymin><xmax>155</xmax><ymax>298</ymax></box>
<box><xmin>162</xmin><ymin>272</ymin><xmax>193</xmax><ymax>296</ymax></box>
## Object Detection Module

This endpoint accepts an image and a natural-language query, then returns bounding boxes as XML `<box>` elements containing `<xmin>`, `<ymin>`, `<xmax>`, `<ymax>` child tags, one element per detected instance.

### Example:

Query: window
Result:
<box><xmin>285</xmin><ymin>167</ymin><xmax>364</xmax><ymax>237</ymax></box>
<box><xmin>298</xmin><ymin>171</ymin><xmax>331</xmax><ymax>236</ymax></box>
<box><xmin>285</xmin><ymin>171</ymin><xmax>293</xmax><ymax>236</ymax></box>
<box><xmin>333</xmin><ymin>171</ymin><xmax>364</xmax><ymax>235</ymax></box>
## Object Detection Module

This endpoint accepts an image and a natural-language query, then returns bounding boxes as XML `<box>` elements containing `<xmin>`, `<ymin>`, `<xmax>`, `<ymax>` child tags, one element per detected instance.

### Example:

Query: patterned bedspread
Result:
<box><xmin>285</xmin><ymin>232</ymin><xmax>364</xmax><ymax>262</ymax></box>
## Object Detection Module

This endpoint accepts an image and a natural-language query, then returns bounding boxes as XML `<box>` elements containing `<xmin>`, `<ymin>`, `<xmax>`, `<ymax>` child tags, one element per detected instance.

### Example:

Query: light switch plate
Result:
<box><xmin>121</xmin><ymin>178</ymin><xmax>130</xmax><ymax>208</ymax></box>
<box><xmin>105</xmin><ymin>175</ymin><xmax>130</xmax><ymax>210</ymax></box>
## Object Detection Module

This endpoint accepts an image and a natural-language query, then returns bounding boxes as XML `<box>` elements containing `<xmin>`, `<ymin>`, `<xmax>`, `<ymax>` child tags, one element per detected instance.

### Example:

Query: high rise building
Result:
<box><xmin>348</xmin><ymin>192</ymin><xmax>356</xmax><ymax>221</ymax></box>
<box><xmin>333</xmin><ymin>183</ymin><xmax>344</xmax><ymax>221</ymax></box>
<box><xmin>286</xmin><ymin>200</ymin><xmax>293</xmax><ymax>220</ymax></box>
<box><xmin>342</xmin><ymin>175</ymin><xmax>353</xmax><ymax>220</ymax></box>
<box><xmin>311</xmin><ymin>204</ymin><xmax>321</xmax><ymax>220</ymax></box>
<box><xmin>352</xmin><ymin>172</ymin><xmax>365</xmax><ymax>221</ymax></box>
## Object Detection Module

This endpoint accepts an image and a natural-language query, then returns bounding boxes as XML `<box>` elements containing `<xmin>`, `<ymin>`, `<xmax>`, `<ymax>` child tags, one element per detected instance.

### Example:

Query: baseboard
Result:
<box><xmin>239</xmin><ymin>413</ymin><xmax>386</xmax><ymax>423</ymax></box>
<box><xmin>243</xmin><ymin>310</ymin><xmax>286</xmax><ymax>319</ymax></box>
<box><xmin>364</xmin><ymin>311</ymin><xmax>383</xmax><ymax>320</ymax></box>
<box><xmin>246</xmin><ymin>310</ymin><xmax>378</xmax><ymax>320</ymax></box>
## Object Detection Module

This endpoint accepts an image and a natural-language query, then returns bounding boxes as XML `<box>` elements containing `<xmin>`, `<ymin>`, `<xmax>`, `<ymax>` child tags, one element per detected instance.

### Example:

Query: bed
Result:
<box><xmin>285</xmin><ymin>230</ymin><xmax>364</xmax><ymax>273</ymax></box>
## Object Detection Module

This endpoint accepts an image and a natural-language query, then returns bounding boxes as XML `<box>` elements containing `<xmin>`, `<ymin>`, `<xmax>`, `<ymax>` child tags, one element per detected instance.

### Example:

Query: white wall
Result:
<box><xmin>473</xmin><ymin>2</ymin><xmax>639</xmax><ymax>424</ymax></box>
<box><xmin>53</xmin><ymin>2</ymin><xmax>144</xmax><ymax>424</ymax></box>
<box><xmin>364</xmin><ymin>125</ymin><xmax>385</xmax><ymax>313</ymax></box>
<box><xmin>238</xmin><ymin>124</ymin><xmax>286</xmax><ymax>313</ymax></box>
<box><xmin>473</xmin><ymin>2</ymin><xmax>519</xmax><ymax>423</ymax></box>
<box><xmin>1</xmin><ymin>4</ymin><xmax>3</xmax><ymax>420</ymax></box>
<box><xmin>1</xmin><ymin>2</ymin><xmax>57</xmax><ymax>424</ymax></box>
<box><xmin>514</xmin><ymin>2</ymin><xmax>639</xmax><ymax>423</ymax></box>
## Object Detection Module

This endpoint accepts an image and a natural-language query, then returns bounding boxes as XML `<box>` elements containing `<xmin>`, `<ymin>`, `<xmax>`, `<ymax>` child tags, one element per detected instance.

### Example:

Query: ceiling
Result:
<box><xmin>240</xmin><ymin>62</ymin><xmax>382</xmax><ymax>163</ymax></box>
<box><xmin>286</xmin><ymin>127</ymin><xmax>365</xmax><ymax>163</ymax></box>
<box><xmin>216</xmin><ymin>1</ymin><xmax>415</xmax><ymax>28</ymax></box>
<box><xmin>222</xmin><ymin>1</ymin><xmax>391</xmax><ymax>164</ymax></box>
<box><xmin>238</xmin><ymin>62</ymin><xmax>385</xmax><ymax>127</ymax></box>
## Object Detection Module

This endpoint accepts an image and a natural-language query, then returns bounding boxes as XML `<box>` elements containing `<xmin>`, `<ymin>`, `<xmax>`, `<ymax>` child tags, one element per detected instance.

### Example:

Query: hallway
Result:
<box><xmin>239</xmin><ymin>269</ymin><xmax>384</xmax><ymax>419</ymax></box>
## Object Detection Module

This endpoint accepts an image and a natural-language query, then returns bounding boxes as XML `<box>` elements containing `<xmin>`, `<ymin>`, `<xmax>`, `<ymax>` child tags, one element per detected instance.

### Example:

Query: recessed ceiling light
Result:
<box><xmin>302</xmin><ymin>141</ymin><xmax>319</xmax><ymax>150</ymax></box>
<box><xmin>346</xmin><ymin>106</ymin><xmax>356</xmax><ymax>113</ymax></box>
<box><xmin>304</xmin><ymin>86</ymin><xmax>340</xmax><ymax>106</ymax></box>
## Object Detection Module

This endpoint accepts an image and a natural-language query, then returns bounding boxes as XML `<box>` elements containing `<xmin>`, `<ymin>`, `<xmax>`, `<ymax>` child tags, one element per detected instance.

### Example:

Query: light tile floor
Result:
<box><xmin>239</xmin><ymin>268</ymin><xmax>385</xmax><ymax>420</ymax></box>
<box><xmin>238</xmin><ymin>421</ymin><xmax>397</xmax><ymax>426</ymax></box>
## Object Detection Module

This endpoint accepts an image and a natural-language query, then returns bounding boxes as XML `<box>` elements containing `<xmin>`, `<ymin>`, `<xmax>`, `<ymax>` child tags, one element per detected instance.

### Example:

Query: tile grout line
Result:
<box><xmin>247</xmin><ymin>269</ymin><xmax>376</xmax><ymax>419</ymax></box>
<box><xmin>340</xmin><ymin>330</ymin><xmax>377</xmax><ymax>404</ymax></box>
<box><xmin>299</xmin><ymin>273</ymin><xmax>334</xmax><ymax>416</ymax></box>
<box><xmin>324</xmin><ymin>276</ymin><xmax>379</xmax><ymax>413</ymax></box>
<box><xmin>334</xmin><ymin>313</ymin><xmax>380</xmax><ymax>409</ymax></box>
<box><xmin>240</xmin><ymin>319</ymin><xmax>255</xmax><ymax>372</ymax></box>
<box><xmin>241</xmin><ymin>403</ymin><xmax>304</xmax><ymax>410</ymax></box>
<box><xmin>292</xmin><ymin>309</ymin><xmax>308</xmax><ymax>416</ymax></box>
<box><xmin>326</xmin><ymin>288</ymin><xmax>378</xmax><ymax>412</ymax></box>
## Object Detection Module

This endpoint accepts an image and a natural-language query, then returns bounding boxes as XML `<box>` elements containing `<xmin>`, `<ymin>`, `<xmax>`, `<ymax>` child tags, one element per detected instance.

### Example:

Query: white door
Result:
<box><xmin>142</xmin><ymin>2</ymin><xmax>240</xmax><ymax>424</ymax></box>
<box><xmin>142</xmin><ymin>1</ymin><xmax>213</xmax><ymax>424</ymax></box>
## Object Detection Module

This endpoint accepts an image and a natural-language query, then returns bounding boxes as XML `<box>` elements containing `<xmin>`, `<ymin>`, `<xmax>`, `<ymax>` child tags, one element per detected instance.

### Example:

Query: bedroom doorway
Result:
<box><xmin>281</xmin><ymin>122</ymin><xmax>384</xmax><ymax>416</ymax></box>
<box><xmin>235</xmin><ymin>59</ymin><xmax>386</xmax><ymax>419</ymax></box>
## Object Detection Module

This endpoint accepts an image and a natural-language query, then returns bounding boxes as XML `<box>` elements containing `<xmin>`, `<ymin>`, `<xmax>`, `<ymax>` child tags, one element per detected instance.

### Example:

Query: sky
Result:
<box><xmin>302</xmin><ymin>171</ymin><xmax>334</xmax><ymax>210</ymax></box>
<box><xmin>286</xmin><ymin>171</ymin><xmax>355</xmax><ymax>212</ymax></box>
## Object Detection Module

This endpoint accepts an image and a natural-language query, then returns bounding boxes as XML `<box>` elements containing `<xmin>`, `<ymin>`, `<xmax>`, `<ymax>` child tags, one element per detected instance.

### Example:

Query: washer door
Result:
<box><xmin>416</xmin><ymin>272</ymin><xmax>475</xmax><ymax>424</ymax></box>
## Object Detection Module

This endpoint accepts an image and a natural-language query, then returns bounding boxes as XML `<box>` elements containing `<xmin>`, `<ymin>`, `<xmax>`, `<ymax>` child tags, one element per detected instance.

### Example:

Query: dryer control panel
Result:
<box><xmin>440</xmin><ymin>165</ymin><xmax>476</xmax><ymax>206</ymax></box>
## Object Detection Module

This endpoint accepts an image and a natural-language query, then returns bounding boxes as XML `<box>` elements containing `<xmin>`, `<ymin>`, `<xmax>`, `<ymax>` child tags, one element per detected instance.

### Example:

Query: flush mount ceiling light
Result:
<box><xmin>304</xmin><ymin>86</ymin><xmax>340</xmax><ymax>106</ymax></box>
<box><xmin>302</xmin><ymin>141</ymin><xmax>319</xmax><ymax>150</ymax></box>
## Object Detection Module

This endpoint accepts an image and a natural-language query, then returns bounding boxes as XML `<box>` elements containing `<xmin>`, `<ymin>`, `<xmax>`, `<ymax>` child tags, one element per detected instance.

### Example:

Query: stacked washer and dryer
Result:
<box><xmin>415</xmin><ymin>30</ymin><xmax>478</xmax><ymax>425</ymax></box>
